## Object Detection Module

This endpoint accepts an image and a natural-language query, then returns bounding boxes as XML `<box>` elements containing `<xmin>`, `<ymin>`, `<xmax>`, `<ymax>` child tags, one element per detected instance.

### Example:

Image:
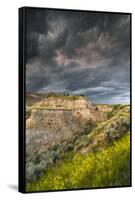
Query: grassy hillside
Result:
<box><xmin>27</xmin><ymin>133</ymin><xmax>130</xmax><ymax>191</ymax></box>
<box><xmin>76</xmin><ymin>104</ymin><xmax>130</xmax><ymax>153</ymax></box>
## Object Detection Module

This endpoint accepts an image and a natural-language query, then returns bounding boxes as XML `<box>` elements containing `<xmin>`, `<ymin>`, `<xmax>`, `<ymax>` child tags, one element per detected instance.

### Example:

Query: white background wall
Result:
<box><xmin>0</xmin><ymin>0</ymin><xmax>134</xmax><ymax>199</ymax></box>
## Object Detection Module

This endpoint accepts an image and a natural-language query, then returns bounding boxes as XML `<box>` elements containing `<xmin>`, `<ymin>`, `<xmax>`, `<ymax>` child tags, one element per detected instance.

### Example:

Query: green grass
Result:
<box><xmin>27</xmin><ymin>133</ymin><xmax>130</xmax><ymax>192</ymax></box>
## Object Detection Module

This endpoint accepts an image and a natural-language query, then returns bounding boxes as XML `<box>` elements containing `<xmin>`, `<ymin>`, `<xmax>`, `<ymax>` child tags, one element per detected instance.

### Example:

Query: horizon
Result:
<box><xmin>26</xmin><ymin>91</ymin><xmax>130</xmax><ymax>105</ymax></box>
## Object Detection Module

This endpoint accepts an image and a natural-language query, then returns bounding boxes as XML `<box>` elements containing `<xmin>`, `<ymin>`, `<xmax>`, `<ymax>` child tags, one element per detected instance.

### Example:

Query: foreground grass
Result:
<box><xmin>27</xmin><ymin>133</ymin><xmax>130</xmax><ymax>192</ymax></box>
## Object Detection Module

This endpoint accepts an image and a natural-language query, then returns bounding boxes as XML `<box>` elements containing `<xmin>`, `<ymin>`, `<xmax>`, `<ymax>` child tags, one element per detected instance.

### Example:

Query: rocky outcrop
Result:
<box><xmin>26</xmin><ymin>109</ymin><xmax>82</xmax><ymax>148</ymax></box>
<box><xmin>26</xmin><ymin>95</ymin><xmax>108</xmax><ymax>157</ymax></box>
<box><xmin>28</xmin><ymin>96</ymin><xmax>107</xmax><ymax>124</ymax></box>
<box><xmin>26</xmin><ymin>108</ymin><xmax>84</xmax><ymax>165</ymax></box>
<box><xmin>96</xmin><ymin>104</ymin><xmax>113</xmax><ymax>113</ymax></box>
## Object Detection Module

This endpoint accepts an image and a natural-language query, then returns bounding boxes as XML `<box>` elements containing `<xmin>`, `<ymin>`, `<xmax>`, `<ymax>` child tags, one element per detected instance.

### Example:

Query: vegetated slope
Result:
<box><xmin>27</xmin><ymin>133</ymin><xmax>130</xmax><ymax>191</ymax></box>
<box><xmin>77</xmin><ymin>104</ymin><xmax>130</xmax><ymax>154</ymax></box>
<box><xmin>26</xmin><ymin>104</ymin><xmax>130</xmax><ymax>191</ymax></box>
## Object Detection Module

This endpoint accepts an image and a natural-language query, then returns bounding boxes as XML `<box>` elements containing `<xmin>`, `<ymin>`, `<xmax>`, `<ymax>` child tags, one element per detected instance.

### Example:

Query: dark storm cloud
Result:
<box><xmin>26</xmin><ymin>8</ymin><xmax>131</xmax><ymax>104</ymax></box>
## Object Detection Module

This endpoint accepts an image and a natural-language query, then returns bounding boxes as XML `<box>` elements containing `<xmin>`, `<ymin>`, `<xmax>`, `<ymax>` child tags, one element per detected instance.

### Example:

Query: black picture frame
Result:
<box><xmin>19</xmin><ymin>6</ymin><xmax>132</xmax><ymax>193</ymax></box>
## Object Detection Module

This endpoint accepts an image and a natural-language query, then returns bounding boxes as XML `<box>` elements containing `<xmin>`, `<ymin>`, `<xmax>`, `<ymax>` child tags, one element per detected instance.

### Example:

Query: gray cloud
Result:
<box><xmin>26</xmin><ymin>8</ymin><xmax>131</xmax><ymax>104</ymax></box>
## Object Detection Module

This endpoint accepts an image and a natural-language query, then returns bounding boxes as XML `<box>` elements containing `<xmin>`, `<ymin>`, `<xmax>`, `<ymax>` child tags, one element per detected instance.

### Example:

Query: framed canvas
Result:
<box><xmin>19</xmin><ymin>7</ymin><xmax>132</xmax><ymax>193</ymax></box>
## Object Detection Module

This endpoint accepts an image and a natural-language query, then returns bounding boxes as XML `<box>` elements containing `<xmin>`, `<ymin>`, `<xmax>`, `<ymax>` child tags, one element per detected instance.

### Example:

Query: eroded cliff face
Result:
<box><xmin>26</xmin><ymin>96</ymin><xmax>109</xmax><ymax>154</ymax></box>
<box><xmin>26</xmin><ymin>109</ymin><xmax>83</xmax><ymax>157</ymax></box>
<box><xmin>27</xmin><ymin>96</ymin><xmax>107</xmax><ymax>125</ymax></box>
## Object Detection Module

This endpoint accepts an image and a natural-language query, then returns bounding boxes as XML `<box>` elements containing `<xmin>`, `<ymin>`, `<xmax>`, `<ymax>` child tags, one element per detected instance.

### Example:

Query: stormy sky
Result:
<box><xmin>26</xmin><ymin>8</ymin><xmax>131</xmax><ymax>104</ymax></box>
